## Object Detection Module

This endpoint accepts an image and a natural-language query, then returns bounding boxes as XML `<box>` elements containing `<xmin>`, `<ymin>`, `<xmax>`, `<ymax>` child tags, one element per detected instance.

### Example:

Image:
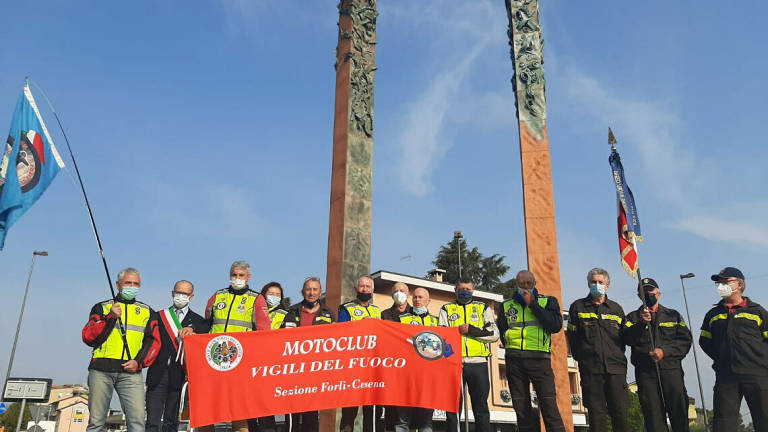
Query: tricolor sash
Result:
<box><xmin>160</xmin><ymin>308</ymin><xmax>185</xmax><ymax>363</ymax></box>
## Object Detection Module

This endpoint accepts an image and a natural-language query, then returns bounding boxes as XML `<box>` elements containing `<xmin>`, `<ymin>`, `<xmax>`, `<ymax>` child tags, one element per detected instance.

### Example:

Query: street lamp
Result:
<box><xmin>2</xmin><ymin>251</ymin><xmax>48</xmax><ymax>403</ymax></box>
<box><xmin>679</xmin><ymin>272</ymin><xmax>709</xmax><ymax>431</ymax></box>
<box><xmin>454</xmin><ymin>231</ymin><xmax>463</xmax><ymax>279</ymax></box>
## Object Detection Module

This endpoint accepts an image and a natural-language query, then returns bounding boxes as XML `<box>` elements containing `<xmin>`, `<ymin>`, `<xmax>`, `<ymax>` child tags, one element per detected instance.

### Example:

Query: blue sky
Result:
<box><xmin>2</xmin><ymin>0</ymin><xmax>767</xmax><ymax>418</ymax></box>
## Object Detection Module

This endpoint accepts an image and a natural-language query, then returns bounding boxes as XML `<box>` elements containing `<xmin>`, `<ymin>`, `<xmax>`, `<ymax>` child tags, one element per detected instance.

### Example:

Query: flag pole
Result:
<box><xmin>26</xmin><ymin>77</ymin><xmax>132</xmax><ymax>359</ymax></box>
<box><xmin>611</xmin><ymin>128</ymin><xmax>666</xmax><ymax>410</ymax></box>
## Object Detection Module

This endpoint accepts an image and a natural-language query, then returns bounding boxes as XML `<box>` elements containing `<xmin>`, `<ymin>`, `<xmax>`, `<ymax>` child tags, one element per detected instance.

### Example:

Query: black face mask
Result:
<box><xmin>643</xmin><ymin>293</ymin><xmax>658</xmax><ymax>307</ymax></box>
<box><xmin>356</xmin><ymin>292</ymin><xmax>372</xmax><ymax>302</ymax></box>
<box><xmin>302</xmin><ymin>299</ymin><xmax>319</xmax><ymax>308</ymax></box>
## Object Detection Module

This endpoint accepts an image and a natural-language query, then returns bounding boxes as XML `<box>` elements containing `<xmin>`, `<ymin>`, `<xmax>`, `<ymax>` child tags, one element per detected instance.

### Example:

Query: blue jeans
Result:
<box><xmin>87</xmin><ymin>369</ymin><xmax>146</xmax><ymax>432</ymax></box>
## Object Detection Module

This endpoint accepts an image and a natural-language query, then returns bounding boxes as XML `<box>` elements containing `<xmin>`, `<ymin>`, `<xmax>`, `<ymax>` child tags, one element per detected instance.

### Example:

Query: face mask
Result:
<box><xmin>413</xmin><ymin>306</ymin><xmax>428</xmax><ymax>315</ymax></box>
<box><xmin>356</xmin><ymin>292</ymin><xmax>372</xmax><ymax>302</ymax></box>
<box><xmin>302</xmin><ymin>299</ymin><xmax>319</xmax><ymax>308</ymax></box>
<box><xmin>589</xmin><ymin>283</ymin><xmax>606</xmax><ymax>298</ymax></box>
<box><xmin>121</xmin><ymin>286</ymin><xmax>139</xmax><ymax>300</ymax></box>
<box><xmin>266</xmin><ymin>295</ymin><xmax>281</xmax><ymax>309</ymax></box>
<box><xmin>173</xmin><ymin>293</ymin><xmax>190</xmax><ymax>309</ymax></box>
<box><xmin>643</xmin><ymin>292</ymin><xmax>658</xmax><ymax>307</ymax></box>
<box><xmin>457</xmin><ymin>290</ymin><xmax>473</xmax><ymax>304</ymax></box>
<box><xmin>230</xmin><ymin>278</ymin><xmax>247</xmax><ymax>289</ymax></box>
<box><xmin>716</xmin><ymin>283</ymin><xmax>733</xmax><ymax>298</ymax></box>
<box><xmin>392</xmin><ymin>291</ymin><xmax>407</xmax><ymax>306</ymax></box>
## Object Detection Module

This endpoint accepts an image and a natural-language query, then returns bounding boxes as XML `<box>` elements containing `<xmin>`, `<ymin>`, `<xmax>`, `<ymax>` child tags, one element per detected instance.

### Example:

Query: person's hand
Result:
<box><xmin>521</xmin><ymin>289</ymin><xmax>534</xmax><ymax>305</ymax></box>
<box><xmin>458</xmin><ymin>324</ymin><xmax>469</xmax><ymax>335</ymax></box>
<box><xmin>649</xmin><ymin>348</ymin><xmax>664</xmax><ymax>362</ymax></box>
<box><xmin>122</xmin><ymin>360</ymin><xmax>139</xmax><ymax>373</ymax></box>
<box><xmin>179</xmin><ymin>327</ymin><xmax>194</xmax><ymax>338</ymax></box>
<box><xmin>640</xmin><ymin>308</ymin><xmax>651</xmax><ymax>324</ymax></box>
<box><xmin>110</xmin><ymin>302</ymin><xmax>122</xmax><ymax>318</ymax></box>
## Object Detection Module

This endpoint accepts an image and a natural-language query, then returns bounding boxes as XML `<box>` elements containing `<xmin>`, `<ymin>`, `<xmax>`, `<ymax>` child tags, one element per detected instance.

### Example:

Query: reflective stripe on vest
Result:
<box><xmin>502</xmin><ymin>297</ymin><xmax>551</xmax><ymax>353</ymax></box>
<box><xmin>269</xmin><ymin>309</ymin><xmax>288</xmax><ymax>330</ymax></box>
<box><xmin>344</xmin><ymin>302</ymin><xmax>382</xmax><ymax>321</ymax></box>
<box><xmin>399</xmin><ymin>313</ymin><xmax>439</xmax><ymax>326</ymax></box>
<box><xmin>443</xmin><ymin>302</ymin><xmax>490</xmax><ymax>358</ymax></box>
<box><xmin>210</xmin><ymin>290</ymin><xmax>259</xmax><ymax>333</ymax></box>
<box><xmin>92</xmin><ymin>301</ymin><xmax>151</xmax><ymax>360</ymax></box>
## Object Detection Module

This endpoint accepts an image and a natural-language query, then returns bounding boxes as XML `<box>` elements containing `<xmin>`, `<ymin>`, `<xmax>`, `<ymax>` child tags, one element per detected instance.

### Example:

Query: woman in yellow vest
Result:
<box><xmin>250</xmin><ymin>281</ymin><xmax>288</xmax><ymax>432</ymax></box>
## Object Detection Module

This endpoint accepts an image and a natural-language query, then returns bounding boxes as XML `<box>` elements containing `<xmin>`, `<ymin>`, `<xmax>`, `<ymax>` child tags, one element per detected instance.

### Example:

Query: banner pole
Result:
<box><xmin>26</xmin><ymin>78</ymin><xmax>132</xmax><ymax>359</ymax></box>
<box><xmin>633</xmin><ymin>240</ymin><xmax>667</xmax><ymax>410</ymax></box>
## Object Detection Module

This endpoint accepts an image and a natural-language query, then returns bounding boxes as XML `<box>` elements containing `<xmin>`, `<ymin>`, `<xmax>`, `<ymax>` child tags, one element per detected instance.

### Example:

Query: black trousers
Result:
<box><xmin>636</xmin><ymin>367</ymin><xmax>689</xmax><ymax>432</ymax></box>
<box><xmin>445</xmin><ymin>362</ymin><xmax>491</xmax><ymax>432</ymax></box>
<box><xmin>713</xmin><ymin>373</ymin><xmax>768</xmax><ymax>432</ymax></box>
<box><xmin>580</xmin><ymin>372</ymin><xmax>628</xmax><ymax>432</ymax></box>
<box><xmin>289</xmin><ymin>411</ymin><xmax>319</xmax><ymax>432</ymax></box>
<box><xmin>340</xmin><ymin>405</ymin><xmax>384</xmax><ymax>432</ymax></box>
<box><xmin>504</xmin><ymin>357</ymin><xmax>565</xmax><ymax>432</ymax></box>
<box><xmin>247</xmin><ymin>416</ymin><xmax>276</xmax><ymax>432</ymax></box>
<box><xmin>145</xmin><ymin>369</ymin><xmax>182</xmax><ymax>432</ymax></box>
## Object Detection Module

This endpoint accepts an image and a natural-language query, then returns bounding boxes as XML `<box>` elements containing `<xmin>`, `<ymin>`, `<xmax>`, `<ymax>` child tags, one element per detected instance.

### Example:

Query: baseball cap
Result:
<box><xmin>710</xmin><ymin>267</ymin><xmax>745</xmax><ymax>281</ymax></box>
<box><xmin>638</xmin><ymin>278</ymin><xmax>659</xmax><ymax>290</ymax></box>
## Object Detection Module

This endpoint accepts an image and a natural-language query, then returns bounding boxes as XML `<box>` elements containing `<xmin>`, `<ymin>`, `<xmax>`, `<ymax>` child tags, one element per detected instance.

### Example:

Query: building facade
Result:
<box><xmin>370</xmin><ymin>270</ymin><xmax>587</xmax><ymax>428</ymax></box>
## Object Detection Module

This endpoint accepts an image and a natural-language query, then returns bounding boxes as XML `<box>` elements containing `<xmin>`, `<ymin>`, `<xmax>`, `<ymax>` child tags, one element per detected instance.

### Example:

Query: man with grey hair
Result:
<box><xmin>700</xmin><ymin>267</ymin><xmax>768</xmax><ymax>431</ymax></box>
<box><xmin>82</xmin><ymin>267</ymin><xmax>161</xmax><ymax>432</ymax></box>
<box><xmin>338</xmin><ymin>275</ymin><xmax>383</xmax><ymax>432</ymax></box>
<box><xmin>566</xmin><ymin>268</ymin><xmax>629</xmax><ymax>432</ymax></box>
<box><xmin>198</xmin><ymin>262</ymin><xmax>271</xmax><ymax>432</ymax></box>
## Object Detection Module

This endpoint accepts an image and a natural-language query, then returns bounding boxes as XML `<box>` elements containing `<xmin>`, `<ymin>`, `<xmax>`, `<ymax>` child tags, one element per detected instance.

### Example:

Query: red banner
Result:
<box><xmin>617</xmin><ymin>200</ymin><xmax>639</xmax><ymax>277</ymax></box>
<box><xmin>184</xmin><ymin>319</ymin><xmax>463</xmax><ymax>427</ymax></box>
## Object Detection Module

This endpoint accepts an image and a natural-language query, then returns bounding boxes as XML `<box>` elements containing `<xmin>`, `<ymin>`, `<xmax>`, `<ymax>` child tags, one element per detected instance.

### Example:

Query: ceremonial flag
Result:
<box><xmin>184</xmin><ymin>319</ymin><xmax>462</xmax><ymax>427</ymax></box>
<box><xmin>608</xmin><ymin>133</ymin><xmax>642</xmax><ymax>277</ymax></box>
<box><xmin>0</xmin><ymin>85</ymin><xmax>65</xmax><ymax>249</ymax></box>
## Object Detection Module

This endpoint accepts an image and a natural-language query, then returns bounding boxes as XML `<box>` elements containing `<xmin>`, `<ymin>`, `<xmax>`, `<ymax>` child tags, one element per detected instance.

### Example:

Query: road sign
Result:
<box><xmin>2</xmin><ymin>378</ymin><xmax>52</xmax><ymax>402</ymax></box>
<box><xmin>0</xmin><ymin>402</ymin><xmax>6</xmax><ymax>414</ymax></box>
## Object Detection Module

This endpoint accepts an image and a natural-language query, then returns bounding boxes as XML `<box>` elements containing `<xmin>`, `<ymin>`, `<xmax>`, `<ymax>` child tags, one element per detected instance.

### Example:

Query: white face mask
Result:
<box><xmin>266</xmin><ymin>295</ymin><xmax>282</xmax><ymax>308</ymax></box>
<box><xmin>392</xmin><ymin>291</ymin><xmax>407</xmax><ymax>306</ymax></box>
<box><xmin>173</xmin><ymin>293</ymin><xmax>190</xmax><ymax>309</ymax></box>
<box><xmin>716</xmin><ymin>283</ymin><xmax>734</xmax><ymax>298</ymax></box>
<box><xmin>230</xmin><ymin>278</ymin><xmax>247</xmax><ymax>289</ymax></box>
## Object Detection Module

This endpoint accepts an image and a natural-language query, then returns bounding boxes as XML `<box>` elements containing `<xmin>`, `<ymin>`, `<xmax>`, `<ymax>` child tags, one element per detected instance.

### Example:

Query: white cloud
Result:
<box><xmin>668</xmin><ymin>202</ymin><xmax>768</xmax><ymax>248</ymax></box>
<box><xmin>392</xmin><ymin>1</ymin><xmax>498</xmax><ymax>196</ymax></box>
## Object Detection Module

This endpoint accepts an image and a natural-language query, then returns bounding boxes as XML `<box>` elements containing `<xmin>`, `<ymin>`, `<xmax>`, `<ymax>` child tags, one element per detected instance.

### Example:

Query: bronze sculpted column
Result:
<box><xmin>505</xmin><ymin>1</ymin><xmax>574</xmax><ymax>430</ymax></box>
<box><xmin>323</xmin><ymin>1</ymin><xmax>377</xmax><ymax>430</ymax></box>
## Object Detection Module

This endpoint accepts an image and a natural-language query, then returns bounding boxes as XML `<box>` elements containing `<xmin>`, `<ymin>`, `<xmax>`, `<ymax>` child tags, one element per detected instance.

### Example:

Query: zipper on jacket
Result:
<box><xmin>463</xmin><ymin>304</ymin><xmax>470</xmax><ymax>355</ymax></box>
<box><xmin>223</xmin><ymin>292</ymin><xmax>238</xmax><ymax>332</ymax></box>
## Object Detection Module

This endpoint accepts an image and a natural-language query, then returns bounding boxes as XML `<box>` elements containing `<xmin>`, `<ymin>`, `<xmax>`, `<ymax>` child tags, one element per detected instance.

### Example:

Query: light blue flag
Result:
<box><xmin>0</xmin><ymin>85</ymin><xmax>65</xmax><ymax>249</ymax></box>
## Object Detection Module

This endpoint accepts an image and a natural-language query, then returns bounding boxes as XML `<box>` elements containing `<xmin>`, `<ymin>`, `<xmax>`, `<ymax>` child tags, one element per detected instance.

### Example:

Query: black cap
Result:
<box><xmin>639</xmin><ymin>278</ymin><xmax>659</xmax><ymax>290</ymax></box>
<box><xmin>710</xmin><ymin>267</ymin><xmax>745</xmax><ymax>281</ymax></box>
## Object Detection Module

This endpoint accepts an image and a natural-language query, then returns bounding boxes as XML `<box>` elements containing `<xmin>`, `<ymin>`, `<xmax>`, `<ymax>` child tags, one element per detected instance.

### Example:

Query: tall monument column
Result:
<box><xmin>505</xmin><ymin>1</ymin><xmax>574</xmax><ymax>430</ymax></box>
<box><xmin>323</xmin><ymin>1</ymin><xmax>377</xmax><ymax>430</ymax></box>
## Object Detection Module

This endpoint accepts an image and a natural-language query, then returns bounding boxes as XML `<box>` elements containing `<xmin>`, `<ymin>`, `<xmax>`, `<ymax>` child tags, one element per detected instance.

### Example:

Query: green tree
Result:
<box><xmin>430</xmin><ymin>237</ymin><xmax>510</xmax><ymax>294</ymax></box>
<box><xmin>0</xmin><ymin>402</ymin><xmax>34</xmax><ymax>431</ymax></box>
<box><xmin>626</xmin><ymin>390</ymin><xmax>644</xmax><ymax>432</ymax></box>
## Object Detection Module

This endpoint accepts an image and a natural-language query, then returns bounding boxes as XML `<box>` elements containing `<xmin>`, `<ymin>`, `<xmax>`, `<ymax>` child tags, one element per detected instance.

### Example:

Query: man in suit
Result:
<box><xmin>145</xmin><ymin>280</ymin><xmax>210</xmax><ymax>432</ymax></box>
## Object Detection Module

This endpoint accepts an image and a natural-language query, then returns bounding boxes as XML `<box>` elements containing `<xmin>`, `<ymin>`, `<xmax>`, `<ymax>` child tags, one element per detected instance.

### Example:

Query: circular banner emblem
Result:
<box><xmin>16</xmin><ymin>131</ymin><xmax>43</xmax><ymax>193</ymax></box>
<box><xmin>206</xmin><ymin>335</ymin><xmax>244</xmax><ymax>371</ymax></box>
<box><xmin>411</xmin><ymin>331</ymin><xmax>445</xmax><ymax>361</ymax></box>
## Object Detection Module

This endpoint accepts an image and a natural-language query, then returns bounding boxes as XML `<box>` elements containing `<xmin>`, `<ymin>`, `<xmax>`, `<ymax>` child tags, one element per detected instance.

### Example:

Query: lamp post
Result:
<box><xmin>679</xmin><ymin>272</ymin><xmax>709</xmax><ymax>431</ymax></box>
<box><xmin>2</xmin><ymin>251</ymin><xmax>48</xmax><ymax>403</ymax></box>
<box><xmin>454</xmin><ymin>230</ymin><xmax>463</xmax><ymax>279</ymax></box>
